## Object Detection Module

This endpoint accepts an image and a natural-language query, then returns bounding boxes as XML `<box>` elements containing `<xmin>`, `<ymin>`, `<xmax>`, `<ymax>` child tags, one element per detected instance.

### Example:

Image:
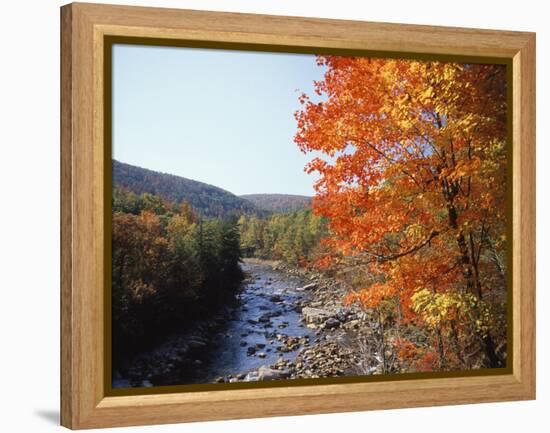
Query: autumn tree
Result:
<box><xmin>295</xmin><ymin>57</ymin><xmax>508</xmax><ymax>370</ymax></box>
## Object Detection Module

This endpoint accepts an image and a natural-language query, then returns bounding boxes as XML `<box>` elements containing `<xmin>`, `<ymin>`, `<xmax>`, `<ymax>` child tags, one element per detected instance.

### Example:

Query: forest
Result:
<box><xmin>112</xmin><ymin>187</ymin><xmax>243</xmax><ymax>365</ymax></box>
<box><xmin>113</xmin><ymin>57</ymin><xmax>508</xmax><ymax>379</ymax></box>
<box><xmin>238</xmin><ymin>211</ymin><xmax>326</xmax><ymax>265</ymax></box>
<box><xmin>240</xmin><ymin>194</ymin><xmax>312</xmax><ymax>213</ymax></box>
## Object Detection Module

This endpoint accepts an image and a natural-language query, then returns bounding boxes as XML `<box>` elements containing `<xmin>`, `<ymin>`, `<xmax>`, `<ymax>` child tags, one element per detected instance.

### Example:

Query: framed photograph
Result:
<box><xmin>60</xmin><ymin>2</ymin><xmax>536</xmax><ymax>429</ymax></box>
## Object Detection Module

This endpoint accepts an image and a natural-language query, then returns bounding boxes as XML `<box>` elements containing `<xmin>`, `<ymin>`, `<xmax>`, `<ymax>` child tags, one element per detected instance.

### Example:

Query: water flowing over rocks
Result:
<box><xmin>113</xmin><ymin>259</ymin><xmax>381</xmax><ymax>388</ymax></box>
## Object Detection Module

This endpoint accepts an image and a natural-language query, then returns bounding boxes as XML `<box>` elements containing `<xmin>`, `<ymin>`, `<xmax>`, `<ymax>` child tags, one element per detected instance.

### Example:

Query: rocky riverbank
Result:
<box><xmin>113</xmin><ymin>304</ymin><xmax>239</xmax><ymax>387</ymax></box>
<box><xmin>113</xmin><ymin>259</ymin><xmax>381</xmax><ymax>388</ymax></box>
<box><xmin>226</xmin><ymin>260</ymin><xmax>382</xmax><ymax>382</ymax></box>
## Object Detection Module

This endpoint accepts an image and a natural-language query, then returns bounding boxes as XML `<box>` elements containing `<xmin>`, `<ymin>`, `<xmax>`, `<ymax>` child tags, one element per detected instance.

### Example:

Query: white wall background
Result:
<box><xmin>0</xmin><ymin>0</ymin><xmax>545</xmax><ymax>431</ymax></box>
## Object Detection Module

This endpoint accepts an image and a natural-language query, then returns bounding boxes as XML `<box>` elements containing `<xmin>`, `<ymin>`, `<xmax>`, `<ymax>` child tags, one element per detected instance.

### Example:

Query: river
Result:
<box><xmin>184</xmin><ymin>260</ymin><xmax>317</xmax><ymax>383</ymax></box>
<box><xmin>114</xmin><ymin>260</ymin><xmax>319</xmax><ymax>387</ymax></box>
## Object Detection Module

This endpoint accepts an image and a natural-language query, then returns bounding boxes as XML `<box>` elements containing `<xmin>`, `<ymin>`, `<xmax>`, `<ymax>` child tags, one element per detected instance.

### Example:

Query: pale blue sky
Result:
<box><xmin>112</xmin><ymin>44</ymin><xmax>326</xmax><ymax>196</ymax></box>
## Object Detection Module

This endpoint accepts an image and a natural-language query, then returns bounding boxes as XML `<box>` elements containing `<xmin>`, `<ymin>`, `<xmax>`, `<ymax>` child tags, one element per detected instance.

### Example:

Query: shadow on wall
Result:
<box><xmin>34</xmin><ymin>409</ymin><xmax>59</xmax><ymax>425</ymax></box>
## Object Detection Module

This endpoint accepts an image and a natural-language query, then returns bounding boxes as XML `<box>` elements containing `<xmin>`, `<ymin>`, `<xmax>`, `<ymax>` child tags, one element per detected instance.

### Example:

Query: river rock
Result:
<box><xmin>346</xmin><ymin>319</ymin><xmax>361</xmax><ymax>329</ymax></box>
<box><xmin>302</xmin><ymin>307</ymin><xmax>336</xmax><ymax>324</ymax></box>
<box><xmin>296</xmin><ymin>283</ymin><xmax>318</xmax><ymax>291</ymax></box>
<box><xmin>257</xmin><ymin>366</ymin><xmax>290</xmax><ymax>381</ymax></box>
<box><xmin>324</xmin><ymin>318</ymin><xmax>340</xmax><ymax>329</ymax></box>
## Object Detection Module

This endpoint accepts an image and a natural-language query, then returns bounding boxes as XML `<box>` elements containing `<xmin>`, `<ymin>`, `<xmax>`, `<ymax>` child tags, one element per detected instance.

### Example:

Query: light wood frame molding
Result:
<box><xmin>60</xmin><ymin>2</ymin><xmax>536</xmax><ymax>429</ymax></box>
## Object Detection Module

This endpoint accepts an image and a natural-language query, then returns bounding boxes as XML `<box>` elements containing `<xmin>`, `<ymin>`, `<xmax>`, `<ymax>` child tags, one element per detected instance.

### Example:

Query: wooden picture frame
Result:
<box><xmin>60</xmin><ymin>2</ymin><xmax>536</xmax><ymax>429</ymax></box>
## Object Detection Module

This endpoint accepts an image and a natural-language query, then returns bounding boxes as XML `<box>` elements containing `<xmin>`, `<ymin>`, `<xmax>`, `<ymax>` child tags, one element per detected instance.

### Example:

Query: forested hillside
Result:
<box><xmin>240</xmin><ymin>194</ymin><xmax>311</xmax><ymax>213</ymax></box>
<box><xmin>113</xmin><ymin>160</ymin><xmax>258</xmax><ymax>218</ymax></box>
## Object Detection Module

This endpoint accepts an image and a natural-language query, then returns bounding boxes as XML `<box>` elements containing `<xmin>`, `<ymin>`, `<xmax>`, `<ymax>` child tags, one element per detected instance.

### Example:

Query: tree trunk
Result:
<box><xmin>436</xmin><ymin>327</ymin><xmax>445</xmax><ymax>369</ymax></box>
<box><xmin>446</xmin><ymin>202</ymin><xmax>502</xmax><ymax>367</ymax></box>
<box><xmin>482</xmin><ymin>334</ymin><xmax>502</xmax><ymax>367</ymax></box>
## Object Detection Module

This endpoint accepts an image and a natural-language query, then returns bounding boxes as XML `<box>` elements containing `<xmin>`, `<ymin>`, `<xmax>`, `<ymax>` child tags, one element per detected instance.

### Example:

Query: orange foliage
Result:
<box><xmin>414</xmin><ymin>351</ymin><xmax>441</xmax><ymax>372</ymax></box>
<box><xmin>296</xmin><ymin>57</ymin><xmax>508</xmax><ymax>369</ymax></box>
<box><xmin>393</xmin><ymin>338</ymin><xmax>418</xmax><ymax>361</ymax></box>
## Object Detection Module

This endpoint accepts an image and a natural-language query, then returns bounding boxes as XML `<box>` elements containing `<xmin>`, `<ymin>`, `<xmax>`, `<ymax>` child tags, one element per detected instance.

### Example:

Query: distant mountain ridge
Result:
<box><xmin>240</xmin><ymin>194</ymin><xmax>312</xmax><ymax>213</ymax></box>
<box><xmin>112</xmin><ymin>160</ymin><xmax>258</xmax><ymax>218</ymax></box>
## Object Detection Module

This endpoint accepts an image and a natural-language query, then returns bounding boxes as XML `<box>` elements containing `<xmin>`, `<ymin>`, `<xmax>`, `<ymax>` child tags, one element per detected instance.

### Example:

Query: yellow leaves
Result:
<box><xmin>441</xmin><ymin>156</ymin><xmax>482</xmax><ymax>182</ymax></box>
<box><xmin>398</xmin><ymin>118</ymin><xmax>414</xmax><ymax>130</ymax></box>
<box><xmin>405</xmin><ymin>223</ymin><xmax>424</xmax><ymax>242</ymax></box>
<box><xmin>452</xmin><ymin>113</ymin><xmax>477</xmax><ymax>136</ymax></box>
<box><xmin>411</xmin><ymin>289</ymin><xmax>493</xmax><ymax>335</ymax></box>
<box><xmin>411</xmin><ymin>289</ymin><xmax>450</xmax><ymax>328</ymax></box>
<box><xmin>397</xmin><ymin>93</ymin><xmax>411</xmax><ymax>105</ymax></box>
<box><xmin>443</xmin><ymin>65</ymin><xmax>459</xmax><ymax>81</ymax></box>
<box><xmin>419</xmin><ymin>86</ymin><xmax>435</xmax><ymax>103</ymax></box>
